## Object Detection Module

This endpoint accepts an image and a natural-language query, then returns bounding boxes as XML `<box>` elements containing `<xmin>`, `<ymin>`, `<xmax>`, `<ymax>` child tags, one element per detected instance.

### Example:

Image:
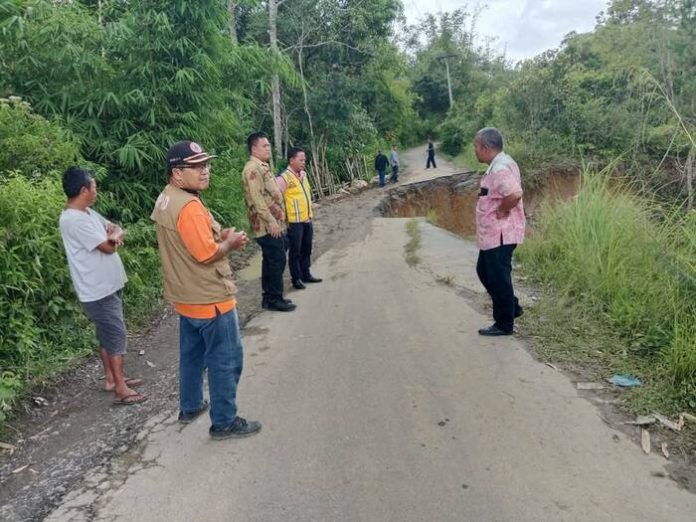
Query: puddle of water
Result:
<box><xmin>236</xmin><ymin>252</ymin><xmax>262</xmax><ymax>281</ymax></box>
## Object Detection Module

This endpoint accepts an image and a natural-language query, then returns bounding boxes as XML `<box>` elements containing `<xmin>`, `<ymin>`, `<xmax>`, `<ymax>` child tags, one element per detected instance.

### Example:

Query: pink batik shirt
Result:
<box><xmin>475</xmin><ymin>152</ymin><xmax>526</xmax><ymax>251</ymax></box>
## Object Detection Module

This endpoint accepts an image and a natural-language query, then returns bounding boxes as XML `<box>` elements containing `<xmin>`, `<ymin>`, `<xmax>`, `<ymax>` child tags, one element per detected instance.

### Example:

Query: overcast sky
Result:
<box><xmin>403</xmin><ymin>0</ymin><xmax>609</xmax><ymax>62</ymax></box>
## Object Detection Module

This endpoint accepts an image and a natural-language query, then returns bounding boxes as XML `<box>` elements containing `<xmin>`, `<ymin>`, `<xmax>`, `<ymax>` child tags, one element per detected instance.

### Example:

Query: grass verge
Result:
<box><xmin>518</xmin><ymin>170</ymin><xmax>696</xmax><ymax>414</ymax></box>
<box><xmin>405</xmin><ymin>219</ymin><xmax>422</xmax><ymax>266</ymax></box>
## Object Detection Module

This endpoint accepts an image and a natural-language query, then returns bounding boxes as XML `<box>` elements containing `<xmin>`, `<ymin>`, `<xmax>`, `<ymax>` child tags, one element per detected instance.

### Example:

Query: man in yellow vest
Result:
<box><xmin>276</xmin><ymin>147</ymin><xmax>322</xmax><ymax>290</ymax></box>
<box><xmin>151</xmin><ymin>140</ymin><xmax>261</xmax><ymax>440</ymax></box>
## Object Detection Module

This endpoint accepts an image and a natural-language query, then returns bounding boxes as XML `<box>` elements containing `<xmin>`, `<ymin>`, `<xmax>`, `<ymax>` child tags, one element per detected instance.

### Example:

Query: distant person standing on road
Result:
<box><xmin>151</xmin><ymin>140</ymin><xmax>261</xmax><ymax>440</ymax></box>
<box><xmin>59</xmin><ymin>167</ymin><xmax>146</xmax><ymax>406</ymax></box>
<box><xmin>389</xmin><ymin>146</ymin><xmax>400</xmax><ymax>183</ymax></box>
<box><xmin>374</xmin><ymin>150</ymin><xmax>389</xmax><ymax>187</ymax></box>
<box><xmin>473</xmin><ymin>127</ymin><xmax>525</xmax><ymax>336</ymax></box>
<box><xmin>426</xmin><ymin>138</ymin><xmax>437</xmax><ymax>169</ymax></box>
<box><xmin>242</xmin><ymin>132</ymin><xmax>295</xmax><ymax>312</ymax></box>
<box><xmin>276</xmin><ymin>147</ymin><xmax>323</xmax><ymax>290</ymax></box>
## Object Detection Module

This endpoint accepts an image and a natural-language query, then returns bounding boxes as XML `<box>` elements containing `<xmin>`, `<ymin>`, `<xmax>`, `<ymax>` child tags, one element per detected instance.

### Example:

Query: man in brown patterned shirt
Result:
<box><xmin>242</xmin><ymin>132</ymin><xmax>296</xmax><ymax>312</ymax></box>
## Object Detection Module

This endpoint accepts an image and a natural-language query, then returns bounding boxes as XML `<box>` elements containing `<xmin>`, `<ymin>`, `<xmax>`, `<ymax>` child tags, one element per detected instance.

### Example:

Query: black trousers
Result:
<box><xmin>476</xmin><ymin>244</ymin><xmax>521</xmax><ymax>332</ymax></box>
<box><xmin>286</xmin><ymin>222</ymin><xmax>314</xmax><ymax>282</ymax></box>
<box><xmin>426</xmin><ymin>154</ymin><xmax>437</xmax><ymax>168</ymax></box>
<box><xmin>256</xmin><ymin>234</ymin><xmax>287</xmax><ymax>302</ymax></box>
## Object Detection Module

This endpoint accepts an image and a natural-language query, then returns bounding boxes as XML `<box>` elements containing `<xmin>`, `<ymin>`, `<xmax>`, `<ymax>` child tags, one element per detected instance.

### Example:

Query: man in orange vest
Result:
<box><xmin>276</xmin><ymin>147</ymin><xmax>322</xmax><ymax>290</ymax></box>
<box><xmin>151</xmin><ymin>140</ymin><xmax>261</xmax><ymax>440</ymax></box>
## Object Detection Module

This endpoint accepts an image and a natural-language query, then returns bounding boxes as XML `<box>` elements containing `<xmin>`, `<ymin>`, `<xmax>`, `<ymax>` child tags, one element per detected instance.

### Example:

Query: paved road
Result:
<box><xmin>47</xmin><ymin>211</ymin><xmax>696</xmax><ymax>521</ymax></box>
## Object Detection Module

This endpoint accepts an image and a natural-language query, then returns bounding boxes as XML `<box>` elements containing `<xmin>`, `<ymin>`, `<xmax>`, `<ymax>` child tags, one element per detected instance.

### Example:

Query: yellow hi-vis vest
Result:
<box><xmin>280</xmin><ymin>169</ymin><xmax>313</xmax><ymax>223</ymax></box>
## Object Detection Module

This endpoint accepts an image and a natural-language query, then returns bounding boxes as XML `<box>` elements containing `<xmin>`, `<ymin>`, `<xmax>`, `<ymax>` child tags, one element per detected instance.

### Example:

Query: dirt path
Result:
<box><xmin>0</xmin><ymin>147</ymin><xmax>450</xmax><ymax>522</ymax></box>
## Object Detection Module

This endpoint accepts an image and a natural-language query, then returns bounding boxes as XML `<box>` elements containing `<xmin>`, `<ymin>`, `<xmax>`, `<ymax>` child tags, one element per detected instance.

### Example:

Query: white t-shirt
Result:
<box><xmin>59</xmin><ymin>208</ymin><xmax>127</xmax><ymax>302</ymax></box>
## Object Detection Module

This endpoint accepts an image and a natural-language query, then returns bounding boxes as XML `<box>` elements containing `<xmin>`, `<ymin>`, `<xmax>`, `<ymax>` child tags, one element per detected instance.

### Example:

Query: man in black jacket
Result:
<box><xmin>374</xmin><ymin>150</ymin><xmax>389</xmax><ymax>187</ymax></box>
<box><xmin>426</xmin><ymin>138</ymin><xmax>437</xmax><ymax>169</ymax></box>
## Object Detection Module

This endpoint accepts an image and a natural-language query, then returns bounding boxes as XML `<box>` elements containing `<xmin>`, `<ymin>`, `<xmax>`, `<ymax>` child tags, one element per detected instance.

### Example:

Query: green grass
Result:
<box><xmin>404</xmin><ymin>219</ymin><xmax>422</xmax><ymax>266</ymax></box>
<box><xmin>444</xmin><ymin>144</ymin><xmax>485</xmax><ymax>172</ymax></box>
<box><xmin>518</xmin><ymin>170</ymin><xmax>696</xmax><ymax>413</ymax></box>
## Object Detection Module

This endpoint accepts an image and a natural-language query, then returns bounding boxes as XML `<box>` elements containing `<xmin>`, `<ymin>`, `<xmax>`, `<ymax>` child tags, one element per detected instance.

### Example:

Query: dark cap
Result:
<box><xmin>166</xmin><ymin>141</ymin><xmax>217</xmax><ymax>168</ymax></box>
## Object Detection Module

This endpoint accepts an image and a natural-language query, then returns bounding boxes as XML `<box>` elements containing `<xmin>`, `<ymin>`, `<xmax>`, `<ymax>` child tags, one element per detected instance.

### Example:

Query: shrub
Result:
<box><xmin>0</xmin><ymin>174</ymin><xmax>163</xmax><ymax>423</ymax></box>
<box><xmin>0</xmin><ymin>97</ymin><xmax>81</xmax><ymax>178</ymax></box>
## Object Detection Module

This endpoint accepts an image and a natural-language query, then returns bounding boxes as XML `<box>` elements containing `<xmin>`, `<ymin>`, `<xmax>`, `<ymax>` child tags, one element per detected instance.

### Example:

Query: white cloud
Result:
<box><xmin>403</xmin><ymin>0</ymin><xmax>608</xmax><ymax>62</ymax></box>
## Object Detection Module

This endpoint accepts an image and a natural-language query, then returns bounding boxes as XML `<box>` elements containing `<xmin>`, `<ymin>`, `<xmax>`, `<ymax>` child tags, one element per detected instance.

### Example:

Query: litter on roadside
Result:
<box><xmin>576</xmin><ymin>382</ymin><xmax>606</xmax><ymax>390</ymax></box>
<box><xmin>608</xmin><ymin>374</ymin><xmax>641</xmax><ymax>388</ymax></box>
<box><xmin>653</xmin><ymin>413</ymin><xmax>684</xmax><ymax>432</ymax></box>
<box><xmin>12</xmin><ymin>464</ymin><xmax>29</xmax><ymax>474</ymax></box>
<box><xmin>641</xmin><ymin>428</ymin><xmax>651</xmax><ymax>454</ymax></box>
<box><xmin>145</xmin><ymin>360</ymin><xmax>156</xmax><ymax>368</ymax></box>
<box><xmin>661</xmin><ymin>442</ymin><xmax>670</xmax><ymax>459</ymax></box>
<box><xmin>0</xmin><ymin>442</ymin><xmax>16</xmax><ymax>454</ymax></box>
<box><xmin>138</xmin><ymin>350</ymin><xmax>145</xmax><ymax>356</ymax></box>
<box><xmin>625</xmin><ymin>415</ymin><xmax>656</xmax><ymax>426</ymax></box>
<box><xmin>32</xmin><ymin>396</ymin><xmax>49</xmax><ymax>407</ymax></box>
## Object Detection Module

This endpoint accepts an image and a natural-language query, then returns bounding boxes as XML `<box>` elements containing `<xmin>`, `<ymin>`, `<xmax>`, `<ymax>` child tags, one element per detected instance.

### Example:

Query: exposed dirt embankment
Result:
<box><xmin>378</xmin><ymin>172</ymin><xmax>480</xmax><ymax>237</ymax></box>
<box><xmin>378</xmin><ymin>169</ymin><xmax>581</xmax><ymax>237</ymax></box>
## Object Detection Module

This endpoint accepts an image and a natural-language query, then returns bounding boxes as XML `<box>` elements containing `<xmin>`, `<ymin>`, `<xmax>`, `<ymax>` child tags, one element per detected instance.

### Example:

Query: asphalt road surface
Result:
<box><xmin>46</xmin><ymin>214</ymin><xmax>696</xmax><ymax>521</ymax></box>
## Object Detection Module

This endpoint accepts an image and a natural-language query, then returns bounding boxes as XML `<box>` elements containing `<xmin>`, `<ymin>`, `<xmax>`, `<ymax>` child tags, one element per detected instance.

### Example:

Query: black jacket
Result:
<box><xmin>375</xmin><ymin>153</ymin><xmax>389</xmax><ymax>171</ymax></box>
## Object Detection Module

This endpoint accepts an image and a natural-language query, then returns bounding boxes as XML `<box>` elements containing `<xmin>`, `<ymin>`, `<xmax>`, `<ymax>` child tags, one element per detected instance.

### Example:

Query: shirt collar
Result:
<box><xmin>250</xmin><ymin>155</ymin><xmax>269</xmax><ymax>168</ymax></box>
<box><xmin>485</xmin><ymin>151</ymin><xmax>506</xmax><ymax>175</ymax></box>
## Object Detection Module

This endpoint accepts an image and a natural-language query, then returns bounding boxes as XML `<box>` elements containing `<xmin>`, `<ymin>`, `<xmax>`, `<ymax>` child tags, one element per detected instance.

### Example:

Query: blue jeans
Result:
<box><xmin>390</xmin><ymin>165</ymin><xmax>399</xmax><ymax>183</ymax></box>
<box><xmin>179</xmin><ymin>309</ymin><xmax>243</xmax><ymax>428</ymax></box>
<box><xmin>377</xmin><ymin>169</ymin><xmax>386</xmax><ymax>187</ymax></box>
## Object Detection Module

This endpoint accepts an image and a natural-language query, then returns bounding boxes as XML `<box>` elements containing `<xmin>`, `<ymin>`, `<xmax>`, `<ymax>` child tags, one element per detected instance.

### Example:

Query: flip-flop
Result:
<box><xmin>113</xmin><ymin>393</ymin><xmax>147</xmax><ymax>406</ymax></box>
<box><xmin>102</xmin><ymin>378</ymin><xmax>144</xmax><ymax>392</ymax></box>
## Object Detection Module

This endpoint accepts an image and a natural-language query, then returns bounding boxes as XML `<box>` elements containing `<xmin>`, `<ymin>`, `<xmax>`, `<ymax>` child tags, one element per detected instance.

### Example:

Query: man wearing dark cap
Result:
<box><xmin>151</xmin><ymin>140</ymin><xmax>261</xmax><ymax>440</ymax></box>
<box><xmin>242</xmin><ymin>132</ymin><xmax>295</xmax><ymax>312</ymax></box>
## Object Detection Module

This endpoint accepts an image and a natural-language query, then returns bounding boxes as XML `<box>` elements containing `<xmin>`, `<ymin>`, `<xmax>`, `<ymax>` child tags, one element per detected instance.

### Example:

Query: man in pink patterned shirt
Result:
<box><xmin>473</xmin><ymin>127</ymin><xmax>525</xmax><ymax>336</ymax></box>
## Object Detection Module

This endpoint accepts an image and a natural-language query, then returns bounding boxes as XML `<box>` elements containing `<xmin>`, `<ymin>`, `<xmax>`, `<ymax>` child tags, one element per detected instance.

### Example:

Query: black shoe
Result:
<box><xmin>292</xmin><ymin>280</ymin><xmax>306</xmax><ymax>290</ymax></box>
<box><xmin>209</xmin><ymin>416</ymin><xmax>262</xmax><ymax>440</ymax></box>
<box><xmin>514</xmin><ymin>306</ymin><xmax>524</xmax><ymax>318</ymax></box>
<box><xmin>265</xmin><ymin>300</ymin><xmax>297</xmax><ymax>312</ymax></box>
<box><xmin>302</xmin><ymin>275</ymin><xmax>322</xmax><ymax>283</ymax></box>
<box><xmin>478</xmin><ymin>324</ymin><xmax>513</xmax><ymax>336</ymax></box>
<box><xmin>262</xmin><ymin>297</ymin><xmax>294</xmax><ymax>309</ymax></box>
<box><xmin>178</xmin><ymin>400</ymin><xmax>209</xmax><ymax>424</ymax></box>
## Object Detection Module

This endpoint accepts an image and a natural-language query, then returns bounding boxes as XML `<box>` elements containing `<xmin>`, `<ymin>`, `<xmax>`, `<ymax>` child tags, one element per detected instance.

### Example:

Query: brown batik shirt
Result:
<box><xmin>242</xmin><ymin>155</ymin><xmax>286</xmax><ymax>238</ymax></box>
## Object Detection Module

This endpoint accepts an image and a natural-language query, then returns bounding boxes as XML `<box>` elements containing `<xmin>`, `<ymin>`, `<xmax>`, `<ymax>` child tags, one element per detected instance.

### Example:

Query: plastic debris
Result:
<box><xmin>608</xmin><ymin>374</ymin><xmax>641</xmax><ymax>388</ymax></box>
<box><xmin>576</xmin><ymin>382</ymin><xmax>605</xmax><ymax>390</ymax></box>
<box><xmin>138</xmin><ymin>350</ymin><xmax>145</xmax><ymax>356</ymax></box>
<box><xmin>661</xmin><ymin>442</ymin><xmax>670</xmax><ymax>459</ymax></box>
<box><xmin>681</xmin><ymin>412</ymin><xmax>696</xmax><ymax>424</ymax></box>
<box><xmin>626</xmin><ymin>415</ymin><xmax>656</xmax><ymax>426</ymax></box>
<box><xmin>146</xmin><ymin>360</ymin><xmax>156</xmax><ymax>368</ymax></box>
<box><xmin>641</xmin><ymin>429</ymin><xmax>651</xmax><ymax>454</ymax></box>
<box><xmin>32</xmin><ymin>396</ymin><xmax>49</xmax><ymax>407</ymax></box>
<box><xmin>545</xmin><ymin>362</ymin><xmax>558</xmax><ymax>371</ymax></box>
<box><xmin>653</xmin><ymin>413</ymin><xmax>684</xmax><ymax>432</ymax></box>
<box><xmin>0</xmin><ymin>442</ymin><xmax>16</xmax><ymax>454</ymax></box>
<box><xmin>12</xmin><ymin>464</ymin><xmax>29</xmax><ymax>474</ymax></box>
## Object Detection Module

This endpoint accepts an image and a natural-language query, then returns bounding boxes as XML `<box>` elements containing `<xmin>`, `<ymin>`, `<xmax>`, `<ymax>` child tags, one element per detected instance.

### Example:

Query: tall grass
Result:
<box><xmin>519</xmin><ymin>170</ymin><xmax>696</xmax><ymax>403</ymax></box>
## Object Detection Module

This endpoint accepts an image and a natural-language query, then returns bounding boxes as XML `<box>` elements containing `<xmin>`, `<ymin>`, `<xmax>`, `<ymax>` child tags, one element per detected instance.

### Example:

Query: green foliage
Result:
<box><xmin>0</xmin><ymin>175</ymin><xmax>93</xmax><ymax>414</ymax></box>
<box><xmin>0</xmin><ymin>97</ymin><xmax>81</xmax><ymax>178</ymax></box>
<box><xmin>519</xmin><ymin>172</ymin><xmax>696</xmax><ymax>406</ymax></box>
<box><xmin>0</xmin><ymin>173</ymin><xmax>163</xmax><ymax>418</ymax></box>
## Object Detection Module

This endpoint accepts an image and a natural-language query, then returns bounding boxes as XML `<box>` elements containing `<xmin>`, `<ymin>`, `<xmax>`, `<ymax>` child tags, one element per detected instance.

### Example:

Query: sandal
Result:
<box><xmin>113</xmin><ymin>393</ymin><xmax>147</xmax><ymax>406</ymax></box>
<box><xmin>102</xmin><ymin>378</ymin><xmax>144</xmax><ymax>392</ymax></box>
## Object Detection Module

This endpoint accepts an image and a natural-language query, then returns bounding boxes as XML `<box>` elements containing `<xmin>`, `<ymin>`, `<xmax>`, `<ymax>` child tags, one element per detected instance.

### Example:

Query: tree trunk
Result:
<box><xmin>227</xmin><ymin>1</ymin><xmax>238</xmax><ymax>44</ymax></box>
<box><xmin>298</xmin><ymin>47</ymin><xmax>321</xmax><ymax>182</ymax></box>
<box><xmin>269</xmin><ymin>0</ymin><xmax>283</xmax><ymax>162</ymax></box>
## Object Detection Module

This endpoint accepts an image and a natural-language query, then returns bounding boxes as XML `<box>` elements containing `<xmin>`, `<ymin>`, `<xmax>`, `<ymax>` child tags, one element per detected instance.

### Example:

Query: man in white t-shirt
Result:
<box><xmin>59</xmin><ymin>167</ymin><xmax>146</xmax><ymax>406</ymax></box>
